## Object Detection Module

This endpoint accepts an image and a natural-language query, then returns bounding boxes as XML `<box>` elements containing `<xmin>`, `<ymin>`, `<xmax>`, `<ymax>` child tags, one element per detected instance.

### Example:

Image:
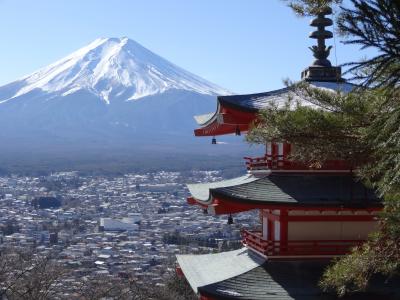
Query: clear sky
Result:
<box><xmin>0</xmin><ymin>0</ymin><xmax>370</xmax><ymax>93</ymax></box>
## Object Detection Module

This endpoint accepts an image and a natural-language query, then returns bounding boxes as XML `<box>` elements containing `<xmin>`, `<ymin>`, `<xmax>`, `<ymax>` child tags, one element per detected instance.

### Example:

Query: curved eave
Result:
<box><xmin>188</xmin><ymin>174</ymin><xmax>383</xmax><ymax>215</ymax></box>
<box><xmin>186</xmin><ymin>175</ymin><xmax>259</xmax><ymax>211</ymax></box>
<box><xmin>193</xmin><ymin>102</ymin><xmax>257</xmax><ymax>137</ymax></box>
<box><xmin>176</xmin><ymin>248</ymin><xmax>265</xmax><ymax>295</ymax></box>
<box><xmin>189</xmin><ymin>194</ymin><xmax>382</xmax><ymax>216</ymax></box>
<box><xmin>211</xmin><ymin>191</ymin><xmax>383</xmax><ymax>209</ymax></box>
<box><xmin>209</xmin><ymin>174</ymin><xmax>383</xmax><ymax>212</ymax></box>
<box><xmin>194</xmin><ymin>123</ymin><xmax>249</xmax><ymax>137</ymax></box>
<box><xmin>193</xmin><ymin>81</ymin><xmax>358</xmax><ymax>137</ymax></box>
<box><xmin>217</xmin><ymin>88</ymin><xmax>289</xmax><ymax>112</ymax></box>
<box><xmin>205</xmin><ymin>197</ymin><xmax>383</xmax><ymax>216</ymax></box>
<box><xmin>187</xmin><ymin>196</ymin><xmax>209</xmax><ymax>208</ymax></box>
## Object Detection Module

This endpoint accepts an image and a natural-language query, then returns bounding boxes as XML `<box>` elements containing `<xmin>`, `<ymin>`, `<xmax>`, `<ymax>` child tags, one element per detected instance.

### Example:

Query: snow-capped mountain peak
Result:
<box><xmin>3</xmin><ymin>37</ymin><xmax>229</xmax><ymax>103</ymax></box>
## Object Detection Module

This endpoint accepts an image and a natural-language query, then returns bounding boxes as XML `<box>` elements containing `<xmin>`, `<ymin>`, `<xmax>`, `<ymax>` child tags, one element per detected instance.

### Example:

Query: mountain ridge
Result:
<box><xmin>0</xmin><ymin>37</ymin><xmax>230</xmax><ymax>104</ymax></box>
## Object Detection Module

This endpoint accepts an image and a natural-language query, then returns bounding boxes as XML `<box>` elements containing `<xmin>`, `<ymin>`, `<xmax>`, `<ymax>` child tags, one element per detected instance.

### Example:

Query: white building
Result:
<box><xmin>99</xmin><ymin>215</ymin><xmax>140</xmax><ymax>232</ymax></box>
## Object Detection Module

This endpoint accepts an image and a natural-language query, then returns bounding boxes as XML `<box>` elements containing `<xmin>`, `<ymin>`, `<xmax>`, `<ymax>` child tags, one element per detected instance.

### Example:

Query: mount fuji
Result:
<box><xmin>0</xmin><ymin>37</ymin><xmax>236</xmax><ymax>157</ymax></box>
<box><xmin>0</xmin><ymin>37</ymin><xmax>228</xmax><ymax>103</ymax></box>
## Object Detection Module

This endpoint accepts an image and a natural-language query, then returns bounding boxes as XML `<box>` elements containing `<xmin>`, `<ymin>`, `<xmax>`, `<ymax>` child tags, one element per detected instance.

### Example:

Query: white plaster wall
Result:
<box><xmin>274</xmin><ymin>221</ymin><xmax>280</xmax><ymax>240</ymax></box>
<box><xmin>341</xmin><ymin>222</ymin><xmax>378</xmax><ymax>239</ymax></box>
<box><xmin>288</xmin><ymin>221</ymin><xmax>378</xmax><ymax>240</ymax></box>
<box><xmin>278</xmin><ymin>143</ymin><xmax>284</xmax><ymax>159</ymax></box>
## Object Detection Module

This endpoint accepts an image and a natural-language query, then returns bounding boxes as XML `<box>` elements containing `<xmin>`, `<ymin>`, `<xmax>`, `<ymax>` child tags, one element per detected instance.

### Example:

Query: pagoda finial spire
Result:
<box><xmin>309</xmin><ymin>6</ymin><xmax>333</xmax><ymax>67</ymax></box>
<box><xmin>301</xmin><ymin>6</ymin><xmax>344</xmax><ymax>82</ymax></box>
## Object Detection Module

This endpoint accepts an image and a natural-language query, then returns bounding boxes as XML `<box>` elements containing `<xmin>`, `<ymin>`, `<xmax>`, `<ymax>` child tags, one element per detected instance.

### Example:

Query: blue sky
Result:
<box><xmin>0</xmin><ymin>0</ymin><xmax>369</xmax><ymax>93</ymax></box>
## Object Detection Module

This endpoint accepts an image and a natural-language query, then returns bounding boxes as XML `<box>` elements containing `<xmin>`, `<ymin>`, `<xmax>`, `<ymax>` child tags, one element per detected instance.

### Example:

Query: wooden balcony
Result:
<box><xmin>244</xmin><ymin>155</ymin><xmax>286</xmax><ymax>171</ymax></box>
<box><xmin>241</xmin><ymin>229</ymin><xmax>363</xmax><ymax>257</ymax></box>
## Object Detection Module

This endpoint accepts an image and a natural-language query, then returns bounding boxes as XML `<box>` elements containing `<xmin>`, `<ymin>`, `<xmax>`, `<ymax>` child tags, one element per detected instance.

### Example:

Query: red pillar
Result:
<box><xmin>280</xmin><ymin>209</ymin><xmax>288</xmax><ymax>253</ymax></box>
<box><xmin>268</xmin><ymin>218</ymin><xmax>273</xmax><ymax>241</ymax></box>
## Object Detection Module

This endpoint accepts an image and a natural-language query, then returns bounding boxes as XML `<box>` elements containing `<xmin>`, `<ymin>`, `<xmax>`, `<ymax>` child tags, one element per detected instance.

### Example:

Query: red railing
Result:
<box><xmin>243</xmin><ymin>155</ymin><xmax>351</xmax><ymax>172</ymax></box>
<box><xmin>241</xmin><ymin>229</ymin><xmax>363</xmax><ymax>257</ymax></box>
<box><xmin>244</xmin><ymin>155</ymin><xmax>287</xmax><ymax>171</ymax></box>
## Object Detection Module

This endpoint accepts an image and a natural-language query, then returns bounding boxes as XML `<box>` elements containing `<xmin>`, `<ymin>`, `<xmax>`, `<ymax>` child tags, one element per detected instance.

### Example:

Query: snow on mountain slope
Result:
<box><xmin>0</xmin><ymin>37</ymin><xmax>229</xmax><ymax>104</ymax></box>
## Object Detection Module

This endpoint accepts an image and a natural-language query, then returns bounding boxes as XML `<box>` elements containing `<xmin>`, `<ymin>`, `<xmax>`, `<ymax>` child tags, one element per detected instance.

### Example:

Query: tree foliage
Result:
<box><xmin>337</xmin><ymin>0</ymin><xmax>400</xmax><ymax>87</ymax></box>
<box><xmin>247</xmin><ymin>82</ymin><xmax>378</xmax><ymax>165</ymax></box>
<box><xmin>0</xmin><ymin>248</ymin><xmax>67</xmax><ymax>300</ymax></box>
<box><xmin>0</xmin><ymin>247</ymin><xmax>196</xmax><ymax>300</ymax></box>
<box><xmin>248</xmin><ymin>84</ymin><xmax>400</xmax><ymax>297</ymax></box>
<box><xmin>282</xmin><ymin>0</ymin><xmax>342</xmax><ymax>15</ymax></box>
<box><xmin>247</xmin><ymin>0</ymin><xmax>400</xmax><ymax>296</ymax></box>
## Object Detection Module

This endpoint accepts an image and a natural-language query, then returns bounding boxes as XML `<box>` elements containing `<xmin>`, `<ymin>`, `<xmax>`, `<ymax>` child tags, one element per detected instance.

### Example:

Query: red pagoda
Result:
<box><xmin>177</xmin><ymin>8</ymin><xmax>399</xmax><ymax>300</ymax></box>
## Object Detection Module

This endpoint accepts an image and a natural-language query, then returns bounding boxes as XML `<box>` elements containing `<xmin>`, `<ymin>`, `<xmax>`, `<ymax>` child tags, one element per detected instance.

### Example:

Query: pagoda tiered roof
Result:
<box><xmin>194</xmin><ymin>81</ymin><xmax>355</xmax><ymax>137</ymax></box>
<box><xmin>213</xmin><ymin>259</ymin><xmax>400</xmax><ymax>300</ymax></box>
<box><xmin>187</xmin><ymin>174</ymin><xmax>257</xmax><ymax>204</ymax></box>
<box><xmin>176</xmin><ymin>248</ymin><xmax>265</xmax><ymax>294</ymax></box>
<box><xmin>178</xmin><ymin>7</ymin><xmax>394</xmax><ymax>298</ymax></box>
<box><xmin>187</xmin><ymin>174</ymin><xmax>381</xmax><ymax>214</ymax></box>
<box><xmin>177</xmin><ymin>248</ymin><xmax>400</xmax><ymax>300</ymax></box>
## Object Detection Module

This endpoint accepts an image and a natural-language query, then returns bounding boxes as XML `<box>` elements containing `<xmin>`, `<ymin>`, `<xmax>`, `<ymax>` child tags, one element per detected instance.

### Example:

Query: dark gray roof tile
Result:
<box><xmin>211</xmin><ymin>174</ymin><xmax>381</xmax><ymax>208</ymax></box>
<box><xmin>199</xmin><ymin>260</ymin><xmax>400</xmax><ymax>300</ymax></box>
<box><xmin>217</xmin><ymin>81</ymin><xmax>356</xmax><ymax>112</ymax></box>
